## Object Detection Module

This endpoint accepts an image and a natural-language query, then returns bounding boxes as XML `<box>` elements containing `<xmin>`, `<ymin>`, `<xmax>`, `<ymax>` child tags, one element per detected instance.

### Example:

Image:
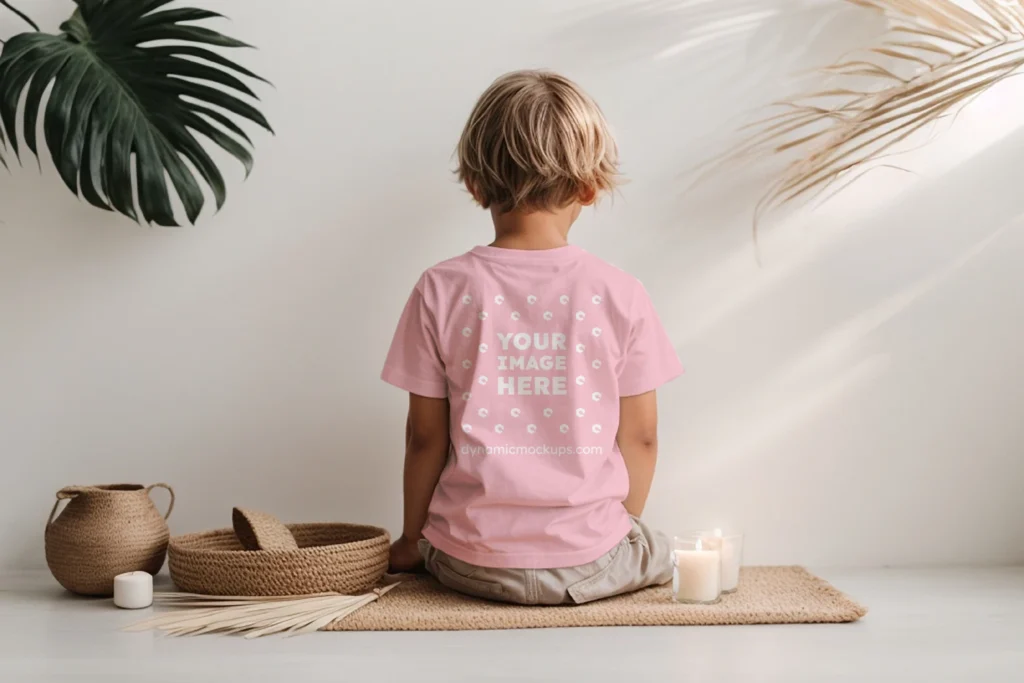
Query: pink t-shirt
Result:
<box><xmin>381</xmin><ymin>245</ymin><xmax>682</xmax><ymax>568</ymax></box>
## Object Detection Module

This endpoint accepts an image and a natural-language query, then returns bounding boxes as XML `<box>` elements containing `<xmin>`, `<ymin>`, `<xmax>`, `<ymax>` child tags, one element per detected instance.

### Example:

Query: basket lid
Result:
<box><xmin>232</xmin><ymin>507</ymin><xmax>299</xmax><ymax>551</ymax></box>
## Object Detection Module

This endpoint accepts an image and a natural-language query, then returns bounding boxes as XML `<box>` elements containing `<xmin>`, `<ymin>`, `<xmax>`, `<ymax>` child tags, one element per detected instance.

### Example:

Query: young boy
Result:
<box><xmin>381</xmin><ymin>70</ymin><xmax>682</xmax><ymax>605</ymax></box>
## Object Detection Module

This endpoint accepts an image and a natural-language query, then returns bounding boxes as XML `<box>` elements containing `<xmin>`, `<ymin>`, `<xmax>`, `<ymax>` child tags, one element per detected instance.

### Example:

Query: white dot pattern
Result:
<box><xmin>449</xmin><ymin>289</ymin><xmax>619</xmax><ymax>459</ymax></box>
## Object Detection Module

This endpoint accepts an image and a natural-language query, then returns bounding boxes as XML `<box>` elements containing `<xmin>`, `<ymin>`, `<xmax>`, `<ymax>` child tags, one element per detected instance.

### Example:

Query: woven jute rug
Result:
<box><xmin>323</xmin><ymin>566</ymin><xmax>866</xmax><ymax>631</ymax></box>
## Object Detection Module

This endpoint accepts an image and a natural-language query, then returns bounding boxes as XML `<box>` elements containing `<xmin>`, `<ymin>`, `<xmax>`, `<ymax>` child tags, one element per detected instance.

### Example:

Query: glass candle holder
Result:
<box><xmin>672</xmin><ymin>535</ymin><xmax>722</xmax><ymax>604</ymax></box>
<box><xmin>684</xmin><ymin>530</ymin><xmax>744</xmax><ymax>593</ymax></box>
<box><xmin>715</xmin><ymin>532</ymin><xmax>743</xmax><ymax>594</ymax></box>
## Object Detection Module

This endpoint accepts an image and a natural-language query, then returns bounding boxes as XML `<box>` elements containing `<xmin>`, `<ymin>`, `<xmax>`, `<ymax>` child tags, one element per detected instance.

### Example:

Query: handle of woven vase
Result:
<box><xmin>145</xmin><ymin>483</ymin><xmax>175</xmax><ymax>520</ymax></box>
<box><xmin>46</xmin><ymin>487</ymin><xmax>85</xmax><ymax>527</ymax></box>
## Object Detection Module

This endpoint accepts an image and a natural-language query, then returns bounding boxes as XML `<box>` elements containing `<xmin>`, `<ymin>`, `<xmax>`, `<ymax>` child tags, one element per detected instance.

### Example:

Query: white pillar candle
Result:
<box><xmin>113</xmin><ymin>571</ymin><xmax>153</xmax><ymax>609</ymax></box>
<box><xmin>672</xmin><ymin>539</ymin><xmax>721</xmax><ymax>604</ymax></box>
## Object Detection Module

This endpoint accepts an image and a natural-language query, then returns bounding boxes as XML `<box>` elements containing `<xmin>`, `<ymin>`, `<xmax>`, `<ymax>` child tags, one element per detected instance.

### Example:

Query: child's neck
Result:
<box><xmin>489</xmin><ymin>205</ymin><xmax>577</xmax><ymax>251</ymax></box>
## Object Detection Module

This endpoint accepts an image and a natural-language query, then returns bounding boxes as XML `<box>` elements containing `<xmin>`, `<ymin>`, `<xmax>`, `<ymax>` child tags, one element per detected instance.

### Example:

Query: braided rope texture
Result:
<box><xmin>324</xmin><ymin>566</ymin><xmax>867</xmax><ymax>631</ymax></box>
<box><xmin>169</xmin><ymin>523</ymin><xmax>390</xmax><ymax>596</ymax></box>
<box><xmin>232</xmin><ymin>507</ymin><xmax>299</xmax><ymax>552</ymax></box>
<box><xmin>45</xmin><ymin>484</ymin><xmax>172</xmax><ymax>596</ymax></box>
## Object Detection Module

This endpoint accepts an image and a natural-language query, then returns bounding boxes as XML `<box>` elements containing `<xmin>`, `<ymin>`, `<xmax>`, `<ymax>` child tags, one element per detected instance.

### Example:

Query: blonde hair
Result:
<box><xmin>456</xmin><ymin>70</ymin><xmax>620</xmax><ymax>214</ymax></box>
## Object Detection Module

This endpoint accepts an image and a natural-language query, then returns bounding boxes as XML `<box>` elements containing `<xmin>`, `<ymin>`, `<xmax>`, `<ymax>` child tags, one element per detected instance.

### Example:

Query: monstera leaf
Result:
<box><xmin>0</xmin><ymin>0</ymin><xmax>271</xmax><ymax>225</ymax></box>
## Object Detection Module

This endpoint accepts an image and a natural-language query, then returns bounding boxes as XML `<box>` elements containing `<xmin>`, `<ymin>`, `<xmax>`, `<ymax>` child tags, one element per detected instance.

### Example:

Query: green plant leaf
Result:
<box><xmin>0</xmin><ymin>0</ymin><xmax>272</xmax><ymax>225</ymax></box>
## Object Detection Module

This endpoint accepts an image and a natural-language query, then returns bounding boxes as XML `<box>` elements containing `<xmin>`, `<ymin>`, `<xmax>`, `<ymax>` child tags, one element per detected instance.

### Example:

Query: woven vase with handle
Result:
<box><xmin>44</xmin><ymin>483</ymin><xmax>175</xmax><ymax>596</ymax></box>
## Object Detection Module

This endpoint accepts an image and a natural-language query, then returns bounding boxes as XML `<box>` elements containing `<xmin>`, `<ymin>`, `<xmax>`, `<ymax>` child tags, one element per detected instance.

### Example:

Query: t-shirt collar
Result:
<box><xmin>470</xmin><ymin>244</ymin><xmax>583</xmax><ymax>263</ymax></box>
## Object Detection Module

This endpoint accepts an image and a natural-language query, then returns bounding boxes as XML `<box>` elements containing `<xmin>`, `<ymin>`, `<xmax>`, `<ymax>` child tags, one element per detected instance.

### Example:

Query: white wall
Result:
<box><xmin>2</xmin><ymin>0</ymin><xmax>1022</xmax><ymax>571</ymax></box>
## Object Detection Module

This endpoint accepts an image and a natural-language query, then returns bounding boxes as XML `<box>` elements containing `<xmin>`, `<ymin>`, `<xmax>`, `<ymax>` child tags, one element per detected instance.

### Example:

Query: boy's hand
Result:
<box><xmin>388</xmin><ymin>534</ymin><xmax>425</xmax><ymax>574</ymax></box>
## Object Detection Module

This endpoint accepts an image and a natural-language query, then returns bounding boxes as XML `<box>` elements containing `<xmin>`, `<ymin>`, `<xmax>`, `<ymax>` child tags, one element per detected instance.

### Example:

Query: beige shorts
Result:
<box><xmin>418</xmin><ymin>516</ymin><xmax>672</xmax><ymax>605</ymax></box>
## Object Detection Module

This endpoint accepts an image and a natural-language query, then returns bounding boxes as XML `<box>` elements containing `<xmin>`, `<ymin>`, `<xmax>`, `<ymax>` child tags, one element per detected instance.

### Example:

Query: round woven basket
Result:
<box><xmin>168</xmin><ymin>523</ymin><xmax>390</xmax><ymax>596</ymax></box>
<box><xmin>45</xmin><ymin>483</ymin><xmax>175</xmax><ymax>596</ymax></box>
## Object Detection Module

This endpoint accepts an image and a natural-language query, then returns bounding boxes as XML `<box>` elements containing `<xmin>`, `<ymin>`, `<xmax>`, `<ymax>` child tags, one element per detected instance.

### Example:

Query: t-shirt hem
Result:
<box><xmin>619</xmin><ymin>365</ymin><xmax>685</xmax><ymax>397</ymax></box>
<box><xmin>422</xmin><ymin>515</ymin><xmax>633</xmax><ymax>569</ymax></box>
<box><xmin>380</xmin><ymin>365</ymin><xmax>448</xmax><ymax>399</ymax></box>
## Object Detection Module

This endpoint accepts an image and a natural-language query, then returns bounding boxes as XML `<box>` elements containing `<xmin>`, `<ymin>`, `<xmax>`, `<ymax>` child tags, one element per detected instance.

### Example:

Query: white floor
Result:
<box><xmin>1</xmin><ymin>567</ymin><xmax>1021</xmax><ymax>683</ymax></box>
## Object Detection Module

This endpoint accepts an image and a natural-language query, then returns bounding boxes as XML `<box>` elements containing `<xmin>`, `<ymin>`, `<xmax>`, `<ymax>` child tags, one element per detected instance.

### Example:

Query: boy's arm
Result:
<box><xmin>389</xmin><ymin>393</ymin><xmax>450</xmax><ymax>572</ymax></box>
<box><xmin>617</xmin><ymin>390</ymin><xmax>659</xmax><ymax>517</ymax></box>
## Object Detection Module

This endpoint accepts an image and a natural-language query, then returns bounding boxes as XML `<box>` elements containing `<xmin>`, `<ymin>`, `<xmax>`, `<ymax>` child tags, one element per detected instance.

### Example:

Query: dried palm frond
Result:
<box><xmin>706</xmin><ymin>0</ymin><xmax>1024</xmax><ymax>227</ymax></box>
<box><xmin>127</xmin><ymin>584</ymin><xmax>400</xmax><ymax>638</ymax></box>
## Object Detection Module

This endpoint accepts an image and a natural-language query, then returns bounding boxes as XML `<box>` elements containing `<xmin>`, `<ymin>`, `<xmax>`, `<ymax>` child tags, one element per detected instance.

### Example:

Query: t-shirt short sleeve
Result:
<box><xmin>617</xmin><ymin>285</ymin><xmax>683</xmax><ymax>397</ymax></box>
<box><xmin>381</xmin><ymin>283</ymin><xmax>449</xmax><ymax>399</ymax></box>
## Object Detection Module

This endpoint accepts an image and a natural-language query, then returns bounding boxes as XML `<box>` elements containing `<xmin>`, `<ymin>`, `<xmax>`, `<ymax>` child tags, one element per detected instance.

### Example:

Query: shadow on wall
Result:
<box><xmin>532</xmin><ymin>0</ymin><xmax>891</xmax><ymax>267</ymax></box>
<box><xmin>5</xmin><ymin>0</ymin><xmax>1023</xmax><ymax>569</ymax></box>
<box><xmin>546</xmin><ymin>0</ymin><xmax>887</xmax><ymax>126</ymax></box>
<box><xmin>535</xmin><ymin>1</ymin><xmax>1024</xmax><ymax>564</ymax></box>
<box><xmin>650</xmin><ymin>96</ymin><xmax>1024</xmax><ymax>564</ymax></box>
<box><xmin>553</xmin><ymin>0</ymin><xmax>871</xmax><ymax>67</ymax></box>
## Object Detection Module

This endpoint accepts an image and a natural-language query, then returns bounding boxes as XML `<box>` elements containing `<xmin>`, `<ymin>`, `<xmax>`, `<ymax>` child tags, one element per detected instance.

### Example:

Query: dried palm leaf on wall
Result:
<box><xmin>127</xmin><ymin>584</ymin><xmax>401</xmax><ymax>638</ymax></box>
<box><xmin>707</xmin><ymin>0</ymin><xmax>1024</xmax><ymax>225</ymax></box>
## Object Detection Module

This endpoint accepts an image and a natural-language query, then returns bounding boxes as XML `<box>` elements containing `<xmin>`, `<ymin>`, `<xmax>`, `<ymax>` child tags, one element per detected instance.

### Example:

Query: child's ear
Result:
<box><xmin>578</xmin><ymin>186</ymin><xmax>597</xmax><ymax>206</ymax></box>
<box><xmin>464</xmin><ymin>180</ymin><xmax>483</xmax><ymax>204</ymax></box>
